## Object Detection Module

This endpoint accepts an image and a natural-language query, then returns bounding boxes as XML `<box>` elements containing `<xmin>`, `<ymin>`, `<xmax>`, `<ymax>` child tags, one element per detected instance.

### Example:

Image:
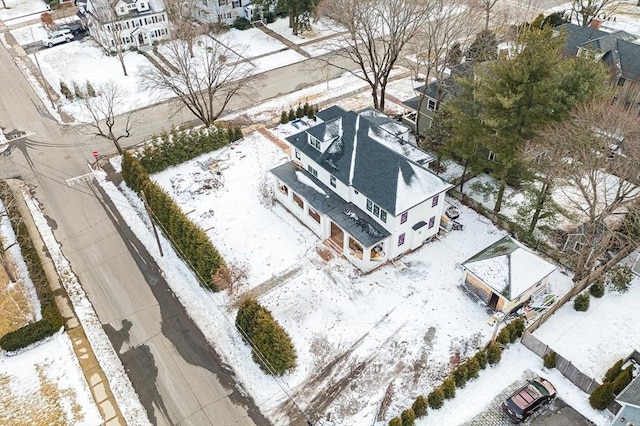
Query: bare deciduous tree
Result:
<box><xmin>79</xmin><ymin>81</ymin><xmax>135</xmax><ymax>154</ymax></box>
<box><xmin>571</xmin><ymin>0</ymin><xmax>620</xmax><ymax>27</ymax></box>
<box><xmin>321</xmin><ymin>0</ymin><xmax>430</xmax><ymax>111</ymax></box>
<box><xmin>140</xmin><ymin>38</ymin><xmax>254</xmax><ymax>127</ymax></box>
<box><xmin>165</xmin><ymin>0</ymin><xmax>202</xmax><ymax>58</ymax></box>
<box><xmin>89</xmin><ymin>0</ymin><xmax>130</xmax><ymax>76</ymax></box>
<box><xmin>541</xmin><ymin>99</ymin><xmax>640</xmax><ymax>287</ymax></box>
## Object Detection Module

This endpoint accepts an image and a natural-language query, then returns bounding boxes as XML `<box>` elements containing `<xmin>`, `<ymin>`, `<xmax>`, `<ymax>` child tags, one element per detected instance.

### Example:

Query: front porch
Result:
<box><xmin>271</xmin><ymin>162</ymin><xmax>391</xmax><ymax>272</ymax></box>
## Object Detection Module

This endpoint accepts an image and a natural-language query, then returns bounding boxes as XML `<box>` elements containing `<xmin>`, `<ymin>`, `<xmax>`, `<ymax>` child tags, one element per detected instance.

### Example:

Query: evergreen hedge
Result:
<box><xmin>235</xmin><ymin>298</ymin><xmax>297</xmax><ymax>376</ymax></box>
<box><xmin>427</xmin><ymin>388</ymin><xmax>444</xmax><ymax>409</ymax></box>
<box><xmin>487</xmin><ymin>341</ymin><xmax>503</xmax><ymax>365</ymax></box>
<box><xmin>573</xmin><ymin>293</ymin><xmax>590</xmax><ymax>311</ymax></box>
<box><xmin>388</xmin><ymin>417</ymin><xmax>402</xmax><ymax>426</ymax></box>
<box><xmin>441</xmin><ymin>377</ymin><xmax>456</xmax><ymax>399</ymax></box>
<box><xmin>0</xmin><ymin>182</ymin><xmax>63</xmax><ymax>351</ymax></box>
<box><xmin>612</xmin><ymin>367</ymin><xmax>633</xmax><ymax>394</ymax></box>
<box><xmin>604</xmin><ymin>359</ymin><xmax>624</xmax><ymax>382</ymax></box>
<box><xmin>589</xmin><ymin>280</ymin><xmax>605</xmax><ymax>298</ymax></box>
<box><xmin>139</xmin><ymin>126</ymin><xmax>233</xmax><ymax>174</ymax></box>
<box><xmin>121</xmin><ymin>152</ymin><xmax>224</xmax><ymax>290</ymax></box>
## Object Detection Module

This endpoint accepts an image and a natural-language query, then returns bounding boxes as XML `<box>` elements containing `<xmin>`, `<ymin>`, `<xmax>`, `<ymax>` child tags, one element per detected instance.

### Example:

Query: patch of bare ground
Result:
<box><xmin>0</xmin><ymin>364</ymin><xmax>83</xmax><ymax>425</ymax></box>
<box><xmin>0</xmin><ymin>258</ymin><xmax>37</xmax><ymax>336</ymax></box>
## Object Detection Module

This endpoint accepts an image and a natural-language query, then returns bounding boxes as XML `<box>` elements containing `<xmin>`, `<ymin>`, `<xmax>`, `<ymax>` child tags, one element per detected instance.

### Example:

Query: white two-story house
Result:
<box><xmin>83</xmin><ymin>0</ymin><xmax>169</xmax><ymax>50</ymax></box>
<box><xmin>194</xmin><ymin>0</ymin><xmax>253</xmax><ymax>25</ymax></box>
<box><xmin>271</xmin><ymin>106</ymin><xmax>453</xmax><ymax>272</ymax></box>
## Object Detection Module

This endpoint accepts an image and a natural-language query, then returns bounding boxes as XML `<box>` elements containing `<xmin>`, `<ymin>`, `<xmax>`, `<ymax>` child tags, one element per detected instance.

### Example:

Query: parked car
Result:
<box><xmin>42</xmin><ymin>29</ymin><xmax>74</xmax><ymax>47</ymax></box>
<box><xmin>56</xmin><ymin>23</ymin><xmax>86</xmax><ymax>35</ymax></box>
<box><xmin>502</xmin><ymin>377</ymin><xmax>556</xmax><ymax>423</ymax></box>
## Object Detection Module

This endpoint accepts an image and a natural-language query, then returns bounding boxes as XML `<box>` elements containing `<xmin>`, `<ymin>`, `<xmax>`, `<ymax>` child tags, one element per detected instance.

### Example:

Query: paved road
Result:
<box><xmin>0</xmin><ymin>33</ymin><xmax>271</xmax><ymax>426</ymax></box>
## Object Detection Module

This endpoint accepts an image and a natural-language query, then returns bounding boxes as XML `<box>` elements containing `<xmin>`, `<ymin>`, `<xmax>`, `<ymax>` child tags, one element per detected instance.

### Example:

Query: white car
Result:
<box><xmin>42</xmin><ymin>29</ymin><xmax>73</xmax><ymax>47</ymax></box>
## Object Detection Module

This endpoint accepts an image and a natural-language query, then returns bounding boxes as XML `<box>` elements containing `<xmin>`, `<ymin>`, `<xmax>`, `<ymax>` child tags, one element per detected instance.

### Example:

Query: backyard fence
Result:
<box><xmin>520</xmin><ymin>331</ymin><xmax>600</xmax><ymax>395</ymax></box>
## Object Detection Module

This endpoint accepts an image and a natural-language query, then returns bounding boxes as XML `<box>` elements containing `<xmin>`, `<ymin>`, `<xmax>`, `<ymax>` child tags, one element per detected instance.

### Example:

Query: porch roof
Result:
<box><xmin>271</xmin><ymin>161</ymin><xmax>390</xmax><ymax>248</ymax></box>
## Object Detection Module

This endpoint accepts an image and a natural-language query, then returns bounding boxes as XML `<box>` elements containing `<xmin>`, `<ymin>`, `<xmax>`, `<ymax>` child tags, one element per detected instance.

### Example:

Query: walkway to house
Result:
<box><xmin>255</xmin><ymin>23</ymin><xmax>311</xmax><ymax>58</ymax></box>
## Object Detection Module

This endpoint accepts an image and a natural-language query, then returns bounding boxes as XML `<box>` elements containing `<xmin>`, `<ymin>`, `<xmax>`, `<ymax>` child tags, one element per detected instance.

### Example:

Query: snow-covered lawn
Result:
<box><xmin>215</xmin><ymin>27</ymin><xmax>288</xmax><ymax>58</ymax></box>
<box><xmin>267</xmin><ymin>16</ymin><xmax>345</xmax><ymax>44</ymax></box>
<box><xmin>0</xmin><ymin>0</ymin><xmax>47</xmax><ymax>23</ymax></box>
<box><xmin>534</xmin><ymin>275</ymin><xmax>640</xmax><ymax>381</ymax></box>
<box><xmin>31</xmin><ymin>40</ymin><xmax>161</xmax><ymax>120</ymax></box>
<box><xmin>0</xmin><ymin>331</ymin><xmax>102</xmax><ymax>426</ymax></box>
<box><xmin>96</xmin><ymin>121</ymin><xmax>581</xmax><ymax>425</ymax></box>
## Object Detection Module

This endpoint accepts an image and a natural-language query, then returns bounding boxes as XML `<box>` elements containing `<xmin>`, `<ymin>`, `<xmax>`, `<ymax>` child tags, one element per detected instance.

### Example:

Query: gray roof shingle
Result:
<box><xmin>285</xmin><ymin>107</ymin><xmax>451</xmax><ymax>215</ymax></box>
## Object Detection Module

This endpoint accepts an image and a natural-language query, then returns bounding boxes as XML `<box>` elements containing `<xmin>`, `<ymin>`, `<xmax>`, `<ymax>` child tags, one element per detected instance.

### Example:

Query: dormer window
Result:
<box><xmin>309</xmin><ymin>135</ymin><xmax>321</xmax><ymax>151</ymax></box>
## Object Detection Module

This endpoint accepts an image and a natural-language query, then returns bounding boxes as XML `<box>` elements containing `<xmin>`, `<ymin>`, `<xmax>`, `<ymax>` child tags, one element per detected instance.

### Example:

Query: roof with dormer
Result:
<box><xmin>285</xmin><ymin>106</ymin><xmax>451</xmax><ymax>216</ymax></box>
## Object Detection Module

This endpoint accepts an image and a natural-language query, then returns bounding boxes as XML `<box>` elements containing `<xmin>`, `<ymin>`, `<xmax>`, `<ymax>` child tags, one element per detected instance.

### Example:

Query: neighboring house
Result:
<box><xmin>555</xmin><ymin>23</ymin><xmax>640</xmax><ymax>114</ymax></box>
<box><xmin>401</xmin><ymin>63</ymin><xmax>472</xmax><ymax>136</ymax></box>
<box><xmin>82</xmin><ymin>0</ymin><xmax>169</xmax><ymax>50</ymax></box>
<box><xmin>462</xmin><ymin>236</ymin><xmax>557</xmax><ymax>313</ymax></box>
<box><xmin>193</xmin><ymin>0</ymin><xmax>253</xmax><ymax>25</ymax></box>
<box><xmin>612</xmin><ymin>373</ymin><xmax>640</xmax><ymax>425</ymax></box>
<box><xmin>270</xmin><ymin>106</ymin><xmax>452</xmax><ymax>272</ymax></box>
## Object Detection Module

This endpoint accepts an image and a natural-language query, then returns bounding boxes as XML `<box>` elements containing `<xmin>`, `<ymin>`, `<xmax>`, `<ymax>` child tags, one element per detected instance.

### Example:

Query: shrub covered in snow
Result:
<box><xmin>573</xmin><ymin>293</ymin><xmax>590</xmax><ymax>311</ymax></box>
<box><xmin>605</xmin><ymin>265</ymin><xmax>633</xmax><ymax>293</ymax></box>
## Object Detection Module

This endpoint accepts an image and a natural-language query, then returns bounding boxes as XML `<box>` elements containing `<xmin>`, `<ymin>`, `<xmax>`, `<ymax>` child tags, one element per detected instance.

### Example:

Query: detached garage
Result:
<box><xmin>462</xmin><ymin>236</ymin><xmax>557</xmax><ymax>314</ymax></box>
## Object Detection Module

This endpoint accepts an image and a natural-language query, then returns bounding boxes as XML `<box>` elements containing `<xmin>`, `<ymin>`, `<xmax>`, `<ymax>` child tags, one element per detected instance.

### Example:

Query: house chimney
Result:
<box><xmin>590</xmin><ymin>18</ymin><xmax>601</xmax><ymax>30</ymax></box>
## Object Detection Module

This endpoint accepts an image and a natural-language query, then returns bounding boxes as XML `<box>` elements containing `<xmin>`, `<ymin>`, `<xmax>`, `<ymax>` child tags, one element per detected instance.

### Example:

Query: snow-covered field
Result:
<box><xmin>0</xmin><ymin>0</ymin><xmax>47</xmax><ymax>24</ymax></box>
<box><xmin>0</xmin><ymin>331</ymin><xmax>102</xmax><ymax>425</ymax></box>
<box><xmin>93</xmin><ymin>119</ymin><xmax>600</xmax><ymax>425</ymax></box>
<box><xmin>267</xmin><ymin>16</ymin><xmax>345</xmax><ymax>45</ymax></box>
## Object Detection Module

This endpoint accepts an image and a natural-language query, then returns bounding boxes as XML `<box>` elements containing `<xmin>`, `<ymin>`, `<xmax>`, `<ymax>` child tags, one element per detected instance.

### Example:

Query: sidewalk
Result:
<box><xmin>5</xmin><ymin>179</ymin><xmax>126</xmax><ymax>426</ymax></box>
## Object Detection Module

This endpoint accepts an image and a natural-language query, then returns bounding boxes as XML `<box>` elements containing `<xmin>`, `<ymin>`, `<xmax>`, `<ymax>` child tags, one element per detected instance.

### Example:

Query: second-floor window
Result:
<box><xmin>428</xmin><ymin>99</ymin><xmax>436</xmax><ymax>110</ymax></box>
<box><xmin>431</xmin><ymin>194</ymin><xmax>439</xmax><ymax>207</ymax></box>
<box><xmin>295</xmin><ymin>149</ymin><xmax>300</xmax><ymax>160</ymax></box>
<box><xmin>398</xmin><ymin>233</ymin><xmax>405</xmax><ymax>246</ymax></box>
<box><xmin>400</xmin><ymin>212</ymin><xmax>408</xmax><ymax>224</ymax></box>
<box><xmin>307</xmin><ymin>165</ymin><xmax>317</xmax><ymax>177</ymax></box>
<box><xmin>366</xmin><ymin>198</ymin><xmax>387</xmax><ymax>222</ymax></box>
<box><xmin>488</xmin><ymin>151</ymin><xmax>496</xmax><ymax>161</ymax></box>
<box><xmin>309</xmin><ymin>136</ymin><xmax>321</xmax><ymax>151</ymax></box>
<box><xmin>330</xmin><ymin>175</ymin><xmax>336</xmax><ymax>188</ymax></box>
<box><xmin>428</xmin><ymin>216</ymin><xmax>435</xmax><ymax>229</ymax></box>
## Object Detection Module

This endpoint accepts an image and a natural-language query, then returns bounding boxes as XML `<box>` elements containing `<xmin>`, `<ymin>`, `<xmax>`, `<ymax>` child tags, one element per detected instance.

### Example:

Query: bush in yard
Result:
<box><xmin>235</xmin><ymin>298</ymin><xmax>297</xmax><ymax>376</ymax></box>
<box><xmin>234</xmin><ymin>127</ymin><xmax>243</xmax><ymax>141</ymax></box>
<box><xmin>388</xmin><ymin>417</ymin><xmax>402</xmax><ymax>426</ymax></box>
<box><xmin>427</xmin><ymin>387</ymin><xmax>445</xmax><ymax>409</ymax></box>
<box><xmin>475</xmin><ymin>350</ymin><xmax>487</xmax><ymax>370</ymax></box>
<box><xmin>302</xmin><ymin>102</ymin><xmax>310</xmax><ymax>116</ymax></box>
<box><xmin>589</xmin><ymin>382</ymin><xmax>614</xmax><ymax>410</ymax></box>
<box><xmin>295</xmin><ymin>104</ymin><xmax>303</xmax><ymax>118</ymax></box>
<box><xmin>509</xmin><ymin>317</ymin><xmax>526</xmax><ymax>341</ymax></box>
<box><xmin>442</xmin><ymin>377</ymin><xmax>456</xmax><ymax>399</ymax></box>
<box><xmin>573</xmin><ymin>293</ymin><xmax>590</xmax><ymax>311</ymax></box>
<box><xmin>543</xmin><ymin>351</ymin><xmax>557</xmax><ymax>369</ymax></box>
<box><xmin>401</xmin><ymin>408</ymin><xmax>416</xmax><ymax>426</ymax></box>
<box><xmin>60</xmin><ymin>81</ymin><xmax>73</xmax><ymax>100</ymax></box>
<box><xmin>288</xmin><ymin>108</ymin><xmax>296</xmax><ymax>122</ymax></box>
<box><xmin>612</xmin><ymin>367</ymin><xmax>633</xmax><ymax>394</ymax></box>
<box><xmin>453</xmin><ymin>364</ymin><xmax>468</xmax><ymax>388</ymax></box>
<box><xmin>73</xmin><ymin>81</ymin><xmax>84</xmax><ymax>99</ymax></box>
<box><xmin>280</xmin><ymin>111</ymin><xmax>288</xmax><ymax>124</ymax></box>
<box><xmin>306</xmin><ymin>107</ymin><xmax>315</xmax><ymax>120</ymax></box>
<box><xmin>589</xmin><ymin>279</ymin><xmax>605</xmax><ymax>298</ymax></box>
<box><xmin>264</xmin><ymin>12</ymin><xmax>276</xmax><ymax>23</ymax></box>
<box><xmin>605</xmin><ymin>265</ymin><xmax>633</xmax><ymax>293</ymax></box>
<box><xmin>496</xmin><ymin>326</ymin><xmax>511</xmax><ymax>345</ymax></box>
<box><xmin>604</xmin><ymin>359</ymin><xmax>624</xmax><ymax>382</ymax></box>
<box><xmin>233</xmin><ymin>17</ymin><xmax>251</xmax><ymax>30</ymax></box>
<box><xmin>465</xmin><ymin>357</ymin><xmax>480</xmax><ymax>379</ymax></box>
<box><xmin>412</xmin><ymin>395</ymin><xmax>428</xmax><ymax>418</ymax></box>
<box><xmin>486</xmin><ymin>341</ymin><xmax>502</xmax><ymax>366</ymax></box>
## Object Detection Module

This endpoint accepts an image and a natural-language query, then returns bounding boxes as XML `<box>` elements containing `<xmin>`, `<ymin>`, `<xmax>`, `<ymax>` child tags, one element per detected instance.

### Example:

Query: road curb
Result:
<box><xmin>4</xmin><ymin>178</ymin><xmax>126</xmax><ymax>426</ymax></box>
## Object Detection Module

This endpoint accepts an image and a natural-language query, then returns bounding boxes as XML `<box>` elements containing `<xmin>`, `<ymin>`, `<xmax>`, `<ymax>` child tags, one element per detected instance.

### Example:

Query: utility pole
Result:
<box><xmin>141</xmin><ymin>190</ymin><xmax>163</xmax><ymax>257</ymax></box>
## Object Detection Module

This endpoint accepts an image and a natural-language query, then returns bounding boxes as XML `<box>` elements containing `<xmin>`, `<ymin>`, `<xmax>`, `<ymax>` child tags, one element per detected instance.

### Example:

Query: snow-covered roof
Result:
<box><xmin>285</xmin><ymin>106</ymin><xmax>451</xmax><ymax>215</ymax></box>
<box><xmin>462</xmin><ymin>236</ymin><xmax>557</xmax><ymax>301</ymax></box>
